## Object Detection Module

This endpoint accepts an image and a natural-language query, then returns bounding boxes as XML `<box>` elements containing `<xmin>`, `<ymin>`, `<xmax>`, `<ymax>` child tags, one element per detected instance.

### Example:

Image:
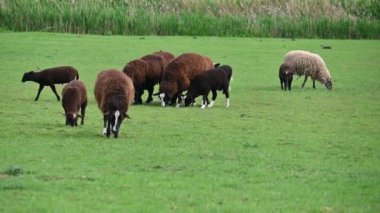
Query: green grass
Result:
<box><xmin>0</xmin><ymin>0</ymin><xmax>380</xmax><ymax>39</ymax></box>
<box><xmin>0</xmin><ymin>32</ymin><xmax>380</xmax><ymax>212</ymax></box>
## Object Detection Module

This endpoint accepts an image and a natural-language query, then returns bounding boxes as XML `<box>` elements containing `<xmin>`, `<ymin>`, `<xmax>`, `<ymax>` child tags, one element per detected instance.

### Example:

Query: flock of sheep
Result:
<box><xmin>21</xmin><ymin>50</ymin><xmax>332</xmax><ymax>138</ymax></box>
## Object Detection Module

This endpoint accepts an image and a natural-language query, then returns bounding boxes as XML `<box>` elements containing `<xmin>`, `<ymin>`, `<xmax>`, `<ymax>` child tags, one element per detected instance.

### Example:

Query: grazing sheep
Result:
<box><xmin>278</xmin><ymin>63</ymin><xmax>294</xmax><ymax>91</ymax></box>
<box><xmin>123</xmin><ymin>51</ymin><xmax>175</xmax><ymax>104</ymax></box>
<box><xmin>61</xmin><ymin>80</ymin><xmax>87</xmax><ymax>127</ymax></box>
<box><xmin>152</xmin><ymin>51</ymin><xmax>175</xmax><ymax>66</ymax></box>
<box><xmin>284</xmin><ymin>50</ymin><xmax>332</xmax><ymax>90</ymax></box>
<box><xmin>94</xmin><ymin>69</ymin><xmax>134</xmax><ymax>138</ymax></box>
<box><xmin>21</xmin><ymin>66</ymin><xmax>79</xmax><ymax>101</ymax></box>
<box><xmin>184</xmin><ymin>65</ymin><xmax>233</xmax><ymax>109</ymax></box>
<box><xmin>158</xmin><ymin>53</ymin><xmax>213</xmax><ymax>107</ymax></box>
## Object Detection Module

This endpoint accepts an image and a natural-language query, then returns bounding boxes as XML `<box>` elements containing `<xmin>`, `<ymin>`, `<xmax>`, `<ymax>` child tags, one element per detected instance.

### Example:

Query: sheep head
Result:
<box><xmin>279</xmin><ymin>64</ymin><xmax>294</xmax><ymax>81</ymax></box>
<box><xmin>21</xmin><ymin>71</ymin><xmax>34</xmax><ymax>82</ymax></box>
<box><xmin>184</xmin><ymin>94</ymin><xmax>194</xmax><ymax>107</ymax></box>
<box><xmin>104</xmin><ymin>110</ymin><xmax>131</xmax><ymax>138</ymax></box>
<box><xmin>158</xmin><ymin>82</ymin><xmax>178</xmax><ymax>107</ymax></box>
<box><xmin>325</xmin><ymin>79</ymin><xmax>333</xmax><ymax>90</ymax></box>
<box><xmin>321</xmin><ymin>69</ymin><xmax>332</xmax><ymax>90</ymax></box>
<box><xmin>66</xmin><ymin>113</ymin><xmax>80</xmax><ymax>127</ymax></box>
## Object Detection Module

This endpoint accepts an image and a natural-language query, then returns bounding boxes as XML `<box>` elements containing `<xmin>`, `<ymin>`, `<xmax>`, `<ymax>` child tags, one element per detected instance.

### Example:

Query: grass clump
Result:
<box><xmin>3</xmin><ymin>166</ymin><xmax>23</xmax><ymax>176</ymax></box>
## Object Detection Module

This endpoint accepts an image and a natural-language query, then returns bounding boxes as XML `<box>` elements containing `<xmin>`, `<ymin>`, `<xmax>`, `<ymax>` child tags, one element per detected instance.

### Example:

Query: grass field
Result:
<box><xmin>0</xmin><ymin>32</ymin><xmax>379</xmax><ymax>212</ymax></box>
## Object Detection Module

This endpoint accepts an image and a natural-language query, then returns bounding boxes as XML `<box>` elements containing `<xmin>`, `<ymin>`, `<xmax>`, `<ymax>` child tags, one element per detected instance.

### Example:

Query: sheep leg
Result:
<box><xmin>35</xmin><ymin>84</ymin><xmax>44</xmax><ymax>101</ymax></box>
<box><xmin>280</xmin><ymin>79</ymin><xmax>284</xmax><ymax>90</ymax></box>
<box><xmin>289</xmin><ymin>79</ymin><xmax>292</xmax><ymax>91</ymax></box>
<box><xmin>146</xmin><ymin>86</ymin><xmax>154</xmax><ymax>104</ymax></box>
<box><xmin>285</xmin><ymin>80</ymin><xmax>288</xmax><ymax>91</ymax></box>
<box><xmin>175</xmin><ymin>93</ymin><xmax>182</xmax><ymax>108</ymax></box>
<box><xmin>103</xmin><ymin>115</ymin><xmax>108</xmax><ymax>136</ymax></box>
<box><xmin>208</xmin><ymin>90</ymin><xmax>217</xmax><ymax>108</ymax></box>
<box><xmin>223</xmin><ymin>87</ymin><xmax>230</xmax><ymax>108</ymax></box>
<box><xmin>201</xmin><ymin>96</ymin><xmax>207</xmax><ymax>109</ymax></box>
<box><xmin>301</xmin><ymin>76</ymin><xmax>308</xmax><ymax>88</ymax></box>
<box><xmin>312</xmin><ymin>79</ymin><xmax>316</xmax><ymax>89</ymax></box>
<box><xmin>138</xmin><ymin>88</ymin><xmax>144</xmax><ymax>104</ymax></box>
<box><xmin>106</xmin><ymin>121</ymin><xmax>111</xmax><ymax>138</ymax></box>
<box><xmin>134</xmin><ymin>88</ymin><xmax>143</xmax><ymax>105</ymax></box>
<box><xmin>49</xmin><ymin>85</ymin><xmax>60</xmax><ymax>101</ymax></box>
<box><xmin>80</xmin><ymin>98</ymin><xmax>87</xmax><ymax>125</ymax></box>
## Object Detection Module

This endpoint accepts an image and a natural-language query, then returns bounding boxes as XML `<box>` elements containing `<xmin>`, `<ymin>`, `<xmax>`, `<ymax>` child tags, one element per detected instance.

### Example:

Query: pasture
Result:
<box><xmin>0</xmin><ymin>32</ymin><xmax>379</xmax><ymax>212</ymax></box>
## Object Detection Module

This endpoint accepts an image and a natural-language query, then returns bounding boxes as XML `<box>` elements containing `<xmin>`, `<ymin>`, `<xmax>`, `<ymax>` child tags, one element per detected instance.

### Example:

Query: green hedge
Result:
<box><xmin>0</xmin><ymin>0</ymin><xmax>379</xmax><ymax>39</ymax></box>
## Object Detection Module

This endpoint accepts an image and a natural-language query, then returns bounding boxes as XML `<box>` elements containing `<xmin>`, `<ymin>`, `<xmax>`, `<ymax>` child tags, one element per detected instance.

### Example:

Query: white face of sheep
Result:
<box><xmin>104</xmin><ymin>110</ymin><xmax>131</xmax><ymax>138</ymax></box>
<box><xmin>66</xmin><ymin>113</ymin><xmax>79</xmax><ymax>127</ymax></box>
<box><xmin>113</xmin><ymin>111</ymin><xmax>120</xmax><ymax>133</ymax></box>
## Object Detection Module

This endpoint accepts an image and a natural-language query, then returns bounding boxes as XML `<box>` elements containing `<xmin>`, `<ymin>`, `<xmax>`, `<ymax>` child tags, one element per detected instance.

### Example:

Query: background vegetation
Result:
<box><xmin>0</xmin><ymin>32</ymin><xmax>379</xmax><ymax>211</ymax></box>
<box><xmin>0</xmin><ymin>0</ymin><xmax>380</xmax><ymax>39</ymax></box>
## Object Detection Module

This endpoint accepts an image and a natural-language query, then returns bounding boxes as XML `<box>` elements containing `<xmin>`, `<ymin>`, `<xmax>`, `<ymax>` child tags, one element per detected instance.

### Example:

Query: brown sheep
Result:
<box><xmin>21</xmin><ymin>66</ymin><xmax>79</xmax><ymax>101</ymax></box>
<box><xmin>94</xmin><ymin>69</ymin><xmax>134</xmax><ymax>138</ymax></box>
<box><xmin>61</xmin><ymin>80</ymin><xmax>87</xmax><ymax>126</ymax></box>
<box><xmin>153</xmin><ymin>51</ymin><xmax>175</xmax><ymax>66</ymax></box>
<box><xmin>122</xmin><ymin>51</ymin><xmax>175</xmax><ymax>104</ymax></box>
<box><xmin>158</xmin><ymin>53</ymin><xmax>213</xmax><ymax>107</ymax></box>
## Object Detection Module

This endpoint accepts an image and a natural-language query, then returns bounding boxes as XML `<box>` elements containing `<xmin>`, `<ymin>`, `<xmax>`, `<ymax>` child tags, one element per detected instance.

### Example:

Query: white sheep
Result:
<box><xmin>284</xmin><ymin>50</ymin><xmax>332</xmax><ymax>90</ymax></box>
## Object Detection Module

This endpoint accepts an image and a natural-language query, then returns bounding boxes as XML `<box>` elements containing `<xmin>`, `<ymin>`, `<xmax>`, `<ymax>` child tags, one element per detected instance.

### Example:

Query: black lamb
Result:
<box><xmin>21</xmin><ymin>66</ymin><xmax>79</xmax><ymax>101</ymax></box>
<box><xmin>184</xmin><ymin>65</ymin><xmax>232</xmax><ymax>109</ymax></box>
<box><xmin>278</xmin><ymin>63</ymin><xmax>294</xmax><ymax>91</ymax></box>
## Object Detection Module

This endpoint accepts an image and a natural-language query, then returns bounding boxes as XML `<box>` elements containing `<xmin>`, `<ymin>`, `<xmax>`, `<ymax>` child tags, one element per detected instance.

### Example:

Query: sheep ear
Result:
<box><xmin>214</xmin><ymin>63</ymin><xmax>221</xmax><ymax>68</ymax></box>
<box><xmin>124</xmin><ymin>113</ymin><xmax>131</xmax><ymax>119</ymax></box>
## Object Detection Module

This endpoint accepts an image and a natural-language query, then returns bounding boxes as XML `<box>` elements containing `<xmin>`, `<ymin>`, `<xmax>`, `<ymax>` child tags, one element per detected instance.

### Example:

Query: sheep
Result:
<box><xmin>184</xmin><ymin>65</ymin><xmax>233</xmax><ymax>109</ymax></box>
<box><xmin>152</xmin><ymin>51</ymin><xmax>175</xmax><ymax>66</ymax></box>
<box><xmin>278</xmin><ymin>63</ymin><xmax>294</xmax><ymax>91</ymax></box>
<box><xmin>283</xmin><ymin>50</ymin><xmax>332</xmax><ymax>90</ymax></box>
<box><xmin>94</xmin><ymin>69</ymin><xmax>134</xmax><ymax>138</ymax></box>
<box><xmin>158</xmin><ymin>53</ymin><xmax>214</xmax><ymax>107</ymax></box>
<box><xmin>122</xmin><ymin>51</ymin><xmax>175</xmax><ymax>104</ymax></box>
<box><xmin>61</xmin><ymin>80</ymin><xmax>87</xmax><ymax>127</ymax></box>
<box><xmin>21</xmin><ymin>66</ymin><xmax>79</xmax><ymax>101</ymax></box>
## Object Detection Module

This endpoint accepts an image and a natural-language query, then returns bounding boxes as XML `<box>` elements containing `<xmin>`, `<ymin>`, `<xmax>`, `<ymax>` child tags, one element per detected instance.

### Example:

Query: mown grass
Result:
<box><xmin>0</xmin><ymin>0</ymin><xmax>380</xmax><ymax>39</ymax></box>
<box><xmin>0</xmin><ymin>32</ymin><xmax>379</xmax><ymax>212</ymax></box>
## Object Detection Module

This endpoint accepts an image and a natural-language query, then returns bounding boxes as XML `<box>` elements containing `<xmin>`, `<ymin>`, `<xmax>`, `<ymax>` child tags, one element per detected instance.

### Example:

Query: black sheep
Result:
<box><xmin>278</xmin><ymin>63</ymin><xmax>294</xmax><ymax>91</ymax></box>
<box><xmin>21</xmin><ymin>66</ymin><xmax>79</xmax><ymax>101</ymax></box>
<box><xmin>184</xmin><ymin>65</ymin><xmax>232</xmax><ymax>109</ymax></box>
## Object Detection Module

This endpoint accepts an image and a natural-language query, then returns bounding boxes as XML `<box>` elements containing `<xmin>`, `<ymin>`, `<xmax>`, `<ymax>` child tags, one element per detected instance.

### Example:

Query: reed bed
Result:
<box><xmin>0</xmin><ymin>0</ymin><xmax>379</xmax><ymax>39</ymax></box>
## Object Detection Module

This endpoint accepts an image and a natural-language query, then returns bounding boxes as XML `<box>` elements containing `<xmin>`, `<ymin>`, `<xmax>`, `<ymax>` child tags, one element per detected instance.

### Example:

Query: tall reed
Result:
<box><xmin>0</xmin><ymin>0</ymin><xmax>379</xmax><ymax>39</ymax></box>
